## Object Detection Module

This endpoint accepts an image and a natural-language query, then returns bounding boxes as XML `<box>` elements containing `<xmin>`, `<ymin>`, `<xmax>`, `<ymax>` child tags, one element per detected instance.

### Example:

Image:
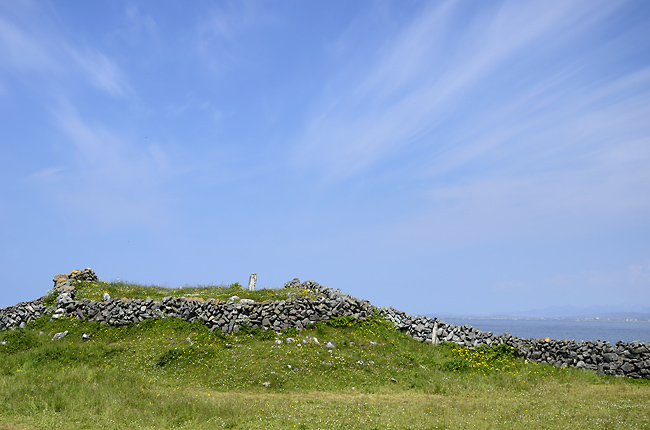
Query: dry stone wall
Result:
<box><xmin>1</xmin><ymin>269</ymin><xmax>648</xmax><ymax>380</ymax></box>
<box><xmin>1</xmin><ymin>270</ymin><xmax>374</xmax><ymax>335</ymax></box>
<box><xmin>379</xmin><ymin>306</ymin><xmax>650</xmax><ymax>380</ymax></box>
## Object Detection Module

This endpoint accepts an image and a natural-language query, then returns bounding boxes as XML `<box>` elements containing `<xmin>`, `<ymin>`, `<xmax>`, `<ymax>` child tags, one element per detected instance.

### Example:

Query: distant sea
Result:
<box><xmin>440</xmin><ymin>317</ymin><xmax>650</xmax><ymax>345</ymax></box>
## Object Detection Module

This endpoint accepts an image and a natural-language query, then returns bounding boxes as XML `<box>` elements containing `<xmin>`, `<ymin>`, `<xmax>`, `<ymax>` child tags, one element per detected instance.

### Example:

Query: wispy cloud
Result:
<box><xmin>119</xmin><ymin>3</ymin><xmax>158</xmax><ymax>43</ymax></box>
<box><xmin>66</xmin><ymin>47</ymin><xmax>131</xmax><ymax>98</ymax></box>
<box><xmin>27</xmin><ymin>167</ymin><xmax>65</xmax><ymax>181</ymax></box>
<box><xmin>1</xmin><ymin>2</ymin><xmax>154</xmax><ymax>228</ymax></box>
<box><xmin>0</xmin><ymin>15</ymin><xmax>55</xmax><ymax>71</ymax></box>
<box><xmin>193</xmin><ymin>1</ymin><xmax>272</xmax><ymax>74</ymax></box>
<box><xmin>0</xmin><ymin>2</ymin><xmax>130</xmax><ymax>98</ymax></box>
<box><xmin>291</xmin><ymin>0</ymin><xmax>650</xmax><ymax>247</ymax></box>
<box><xmin>29</xmin><ymin>103</ymin><xmax>180</xmax><ymax>230</ymax></box>
<box><xmin>292</xmin><ymin>1</ymin><xmax>629</xmax><ymax>181</ymax></box>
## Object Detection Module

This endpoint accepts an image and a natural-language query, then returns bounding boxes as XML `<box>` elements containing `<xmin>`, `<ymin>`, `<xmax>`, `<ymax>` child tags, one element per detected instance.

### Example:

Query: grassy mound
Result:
<box><xmin>1</xmin><ymin>281</ymin><xmax>649</xmax><ymax>429</ymax></box>
<box><xmin>52</xmin><ymin>279</ymin><xmax>325</xmax><ymax>304</ymax></box>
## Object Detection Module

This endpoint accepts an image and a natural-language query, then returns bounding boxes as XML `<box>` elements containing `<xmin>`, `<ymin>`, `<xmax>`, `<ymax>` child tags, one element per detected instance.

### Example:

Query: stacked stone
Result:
<box><xmin>380</xmin><ymin>307</ymin><xmax>507</xmax><ymax>346</ymax></box>
<box><xmin>52</xmin><ymin>268</ymin><xmax>98</xmax><ymax>299</ymax></box>
<box><xmin>1</xmin><ymin>270</ymin><xmax>648</xmax><ymax>380</ymax></box>
<box><xmin>512</xmin><ymin>338</ymin><xmax>649</xmax><ymax>379</ymax></box>
<box><xmin>378</xmin><ymin>307</ymin><xmax>650</xmax><ymax>379</ymax></box>
<box><xmin>0</xmin><ymin>268</ymin><xmax>97</xmax><ymax>330</ymax></box>
<box><xmin>48</xmin><ymin>279</ymin><xmax>374</xmax><ymax>334</ymax></box>
<box><xmin>2</xmin><ymin>273</ymin><xmax>374</xmax><ymax>336</ymax></box>
<box><xmin>0</xmin><ymin>299</ymin><xmax>49</xmax><ymax>331</ymax></box>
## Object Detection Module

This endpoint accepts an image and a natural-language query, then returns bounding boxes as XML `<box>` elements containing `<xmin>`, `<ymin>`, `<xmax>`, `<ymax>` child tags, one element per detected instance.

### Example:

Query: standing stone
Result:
<box><xmin>248</xmin><ymin>273</ymin><xmax>257</xmax><ymax>291</ymax></box>
<box><xmin>431</xmin><ymin>322</ymin><xmax>438</xmax><ymax>345</ymax></box>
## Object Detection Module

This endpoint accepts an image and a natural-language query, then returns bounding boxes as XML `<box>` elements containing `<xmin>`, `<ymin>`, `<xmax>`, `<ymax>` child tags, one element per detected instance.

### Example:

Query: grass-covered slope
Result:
<box><xmin>1</xmin><ymin>281</ymin><xmax>649</xmax><ymax>429</ymax></box>
<box><xmin>68</xmin><ymin>279</ymin><xmax>323</xmax><ymax>303</ymax></box>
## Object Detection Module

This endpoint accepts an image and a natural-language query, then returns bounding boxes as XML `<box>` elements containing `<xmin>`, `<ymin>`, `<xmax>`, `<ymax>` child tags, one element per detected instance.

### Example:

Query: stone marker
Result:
<box><xmin>431</xmin><ymin>322</ymin><xmax>438</xmax><ymax>345</ymax></box>
<box><xmin>248</xmin><ymin>273</ymin><xmax>257</xmax><ymax>291</ymax></box>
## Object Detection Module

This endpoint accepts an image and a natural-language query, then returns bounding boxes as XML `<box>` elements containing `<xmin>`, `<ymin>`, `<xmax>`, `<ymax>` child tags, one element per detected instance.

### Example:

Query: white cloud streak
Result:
<box><xmin>26</xmin><ymin>103</ymin><xmax>179</xmax><ymax>231</ymax></box>
<box><xmin>193</xmin><ymin>1</ymin><xmax>266</xmax><ymax>74</ymax></box>
<box><xmin>0</xmin><ymin>3</ymin><xmax>130</xmax><ymax>98</ymax></box>
<box><xmin>0</xmin><ymin>15</ymin><xmax>55</xmax><ymax>71</ymax></box>
<box><xmin>66</xmin><ymin>47</ymin><xmax>131</xmax><ymax>98</ymax></box>
<box><xmin>1</xmin><ymin>3</ymin><xmax>160</xmax><ymax>229</ymax></box>
<box><xmin>292</xmin><ymin>0</ymin><xmax>650</xmax><ymax>246</ymax></box>
<box><xmin>120</xmin><ymin>3</ymin><xmax>158</xmax><ymax>43</ymax></box>
<box><xmin>294</xmin><ymin>1</ymin><xmax>627</xmax><ymax>180</ymax></box>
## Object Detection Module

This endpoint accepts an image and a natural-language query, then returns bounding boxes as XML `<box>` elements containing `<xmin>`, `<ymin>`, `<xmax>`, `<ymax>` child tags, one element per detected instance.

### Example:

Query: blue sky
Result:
<box><xmin>1</xmin><ymin>0</ymin><xmax>649</xmax><ymax>317</ymax></box>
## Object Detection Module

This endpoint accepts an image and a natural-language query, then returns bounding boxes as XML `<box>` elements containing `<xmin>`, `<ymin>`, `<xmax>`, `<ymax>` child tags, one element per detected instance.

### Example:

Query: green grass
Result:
<box><xmin>1</xmin><ymin>283</ymin><xmax>649</xmax><ymax>429</ymax></box>
<box><xmin>72</xmin><ymin>280</ymin><xmax>324</xmax><ymax>303</ymax></box>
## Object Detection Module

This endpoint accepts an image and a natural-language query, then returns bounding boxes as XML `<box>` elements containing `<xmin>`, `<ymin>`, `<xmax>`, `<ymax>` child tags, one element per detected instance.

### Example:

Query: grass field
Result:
<box><xmin>67</xmin><ymin>279</ymin><xmax>324</xmax><ymax>303</ymax></box>
<box><xmin>1</xmin><ymin>282</ymin><xmax>649</xmax><ymax>429</ymax></box>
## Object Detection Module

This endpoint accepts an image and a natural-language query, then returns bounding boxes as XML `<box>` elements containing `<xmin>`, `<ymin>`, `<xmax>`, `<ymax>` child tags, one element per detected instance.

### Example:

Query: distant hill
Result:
<box><xmin>556</xmin><ymin>312</ymin><xmax>650</xmax><ymax>322</ymax></box>
<box><xmin>436</xmin><ymin>306</ymin><xmax>650</xmax><ymax>321</ymax></box>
